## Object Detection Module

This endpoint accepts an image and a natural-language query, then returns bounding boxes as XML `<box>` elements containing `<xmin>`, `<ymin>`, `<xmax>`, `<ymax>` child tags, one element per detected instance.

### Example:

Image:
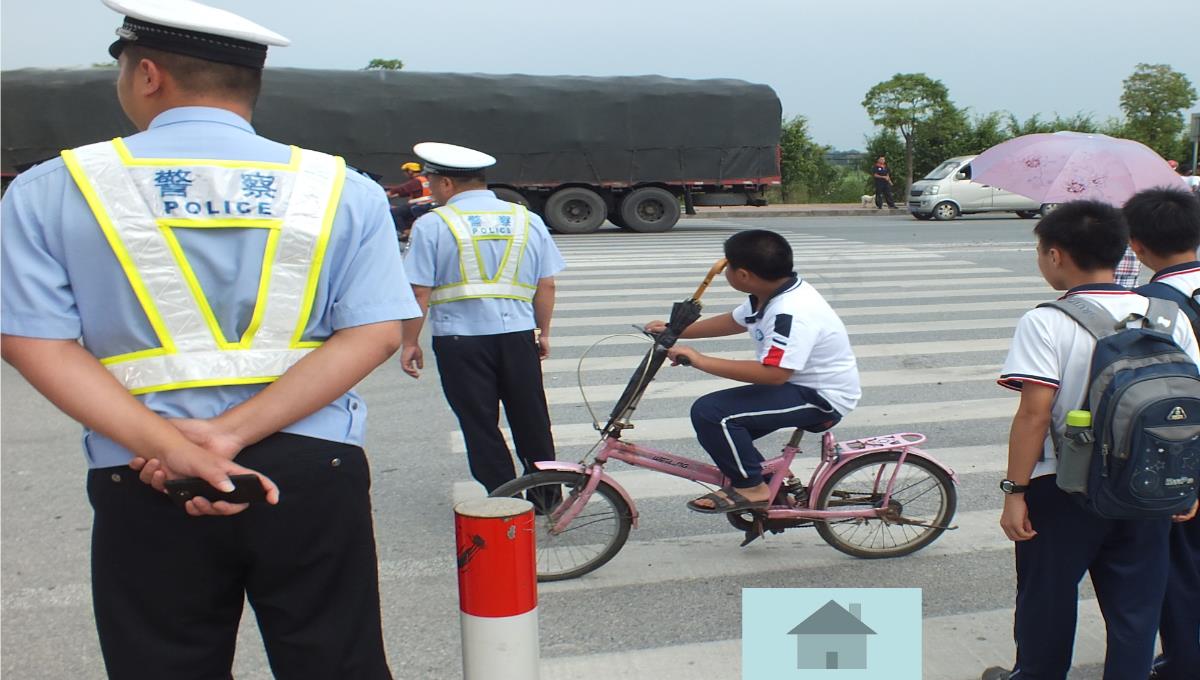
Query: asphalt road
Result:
<box><xmin>2</xmin><ymin>212</ymin><xmax>1133</xmax><ymax>679</ymax></box>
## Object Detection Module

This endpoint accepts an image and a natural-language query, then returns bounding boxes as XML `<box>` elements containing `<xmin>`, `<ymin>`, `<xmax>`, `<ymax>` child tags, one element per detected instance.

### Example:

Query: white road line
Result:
<box><xmin>452</xmin><ymin>445</ymin><xmax>1003</xmax><ymax>505</ymax></box>
<box><xmin>554</xmin><ymin>276</ymin><xmax>1046</xmax><ymax>297</ymax></box>
<box><xmin>547</xmin><ymin>365</ymin><xmax>998</xmax><ymax>406</ymax></box>
<box><xmin>552</xmin><ymin>300</ymin><xmax>1036</xmax><ymax>328</ymax></box>
<box><xmin>551</xmin><ymin>318</ymin><xmax>1018</xmax><ymax>347</ymax></box>
<box><xmin>558</xmin><ymin>258</ymin><xmax>972</xmax><ymax>276</ymax></box>
<box><xmin>556</xmin><ymin>249</ymin><xmax>934</xmax><ymax>261</ymax></box>
<box><xmin>539</xmin><ymin>598</ymin><xmax>1106</xmax><ymax>680</ymax></box>
<box><xmin>555</xmin><ymin>268</ymin><xmax>1013</xmax><ymax>288</ymax></box>
<box><xmin>450</xmin><ymin>397</ymin><xmax>1016</xmax><ymax>451</ymax></box>
<box><xmin>556</xmin><ymin>286</ymin><xmax>1051</xmax><ymax>311</ymax></box>
<box><xmin>541</xmin><ymin>338</ymin><xmax>1012</xmax><ymax>374</ymax></box>
<box><xmin>537</xmin><ymin>508</ymin><xmax>1006</xmax><ymax>594</ymax></box>
<box><xmin>559</xmin><ymin>250</ymin><xmax>924</xmax><ymax>265</ymax></box>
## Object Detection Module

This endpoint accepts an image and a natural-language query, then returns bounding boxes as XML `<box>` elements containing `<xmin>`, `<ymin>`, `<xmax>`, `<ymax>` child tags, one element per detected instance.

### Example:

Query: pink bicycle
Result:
<box><xmin>492</xmin><ymin>260</ymin><xmax>959</xmax><ymax>581</ymax></box>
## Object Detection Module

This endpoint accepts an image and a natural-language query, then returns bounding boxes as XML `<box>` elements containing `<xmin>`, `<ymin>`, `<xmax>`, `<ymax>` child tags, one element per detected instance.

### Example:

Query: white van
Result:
<box><xmin>907</xmin><ymin>155</ymin><xmax>1051</xmax><ymax>221</ymax></box>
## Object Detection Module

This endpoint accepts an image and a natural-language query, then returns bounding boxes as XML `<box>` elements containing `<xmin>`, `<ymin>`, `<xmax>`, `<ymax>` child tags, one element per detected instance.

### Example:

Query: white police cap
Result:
<box><xmin>103</xmin><ymin>0</ymin><xmax>289</xmax><ymax>69</ymax></box>
<box><xmin>414</xmin><ymin>142</ymin><xmax>497</xmax><ymax>176</ymax></box>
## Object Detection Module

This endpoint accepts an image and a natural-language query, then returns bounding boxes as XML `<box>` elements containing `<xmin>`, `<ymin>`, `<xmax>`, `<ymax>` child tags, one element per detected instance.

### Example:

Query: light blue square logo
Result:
<box><xmin>743</xmin><ymin>588</ymin><xmax>921</xmax><ymax>679</ymax></box>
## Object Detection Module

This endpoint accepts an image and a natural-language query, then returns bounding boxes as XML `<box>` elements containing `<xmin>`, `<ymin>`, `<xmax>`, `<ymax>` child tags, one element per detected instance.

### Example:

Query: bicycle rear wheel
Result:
<box><xmin>490</xmin><ymin>471</ymin><xmax>633</xmax><ymax>581</ymax></box>
<box><xmin>814</xmin><ymin>451</ymin><xmax>956</xmax><ymax>559</ymax></box>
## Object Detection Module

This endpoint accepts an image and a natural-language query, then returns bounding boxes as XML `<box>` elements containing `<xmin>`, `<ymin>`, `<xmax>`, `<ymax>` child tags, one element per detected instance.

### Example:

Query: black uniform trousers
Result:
<box><xmin>1153</xmin><ymin>516</ymin><xmax>1200</xmax><ymax>679</ymax></box>
<box><xmin>1012</xmin><ymin>476</ymin><xmax>1171</xmax><ymax>680</ymax></box>
<box><xmin>88</xmin><ymin>433</ymin><xmax>391</xmax><ymax>680</ymax></box>
<box><xmin>432</xmin><ymin>330</ymin><xmax>556</xmax><ymax>493</ymax></box>
<box><xmin>874</xmin><ymin>181</ymin><xmax>896</xmax><ymax>209</ymax></box>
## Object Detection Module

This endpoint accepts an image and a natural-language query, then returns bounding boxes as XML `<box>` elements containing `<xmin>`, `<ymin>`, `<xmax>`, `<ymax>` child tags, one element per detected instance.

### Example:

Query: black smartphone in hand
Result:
<box><xmin>164</xmin><ymin>474</ymin><xmax>267</xmax><ymax>507</ymax></box>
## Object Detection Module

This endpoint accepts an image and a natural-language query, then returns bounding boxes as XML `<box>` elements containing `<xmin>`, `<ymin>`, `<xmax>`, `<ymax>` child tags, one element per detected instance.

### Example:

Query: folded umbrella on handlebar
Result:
<box><xmin>601</xmin><ymin>259</ymin><xmax>727</xmax><ymax>436</ymax></box>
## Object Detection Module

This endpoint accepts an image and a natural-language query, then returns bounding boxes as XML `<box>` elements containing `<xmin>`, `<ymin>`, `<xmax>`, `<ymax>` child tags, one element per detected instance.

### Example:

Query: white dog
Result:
<box><xmin>860</xmin><ymin>194</ymin><xmax>874</xmax><ymax>207</ymax></box>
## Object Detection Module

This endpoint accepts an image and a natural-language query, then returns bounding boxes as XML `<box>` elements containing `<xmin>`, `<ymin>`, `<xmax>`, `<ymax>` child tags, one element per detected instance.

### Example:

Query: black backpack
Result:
<box><xmin>1041</xmin><ymin>296</ymin><xmax>1200</xmax><ymax>519</ymax></box>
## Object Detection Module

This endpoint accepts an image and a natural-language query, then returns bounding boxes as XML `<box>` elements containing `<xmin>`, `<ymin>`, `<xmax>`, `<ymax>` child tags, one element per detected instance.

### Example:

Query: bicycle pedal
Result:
<box><xmin>739</xmin><ymin>517</ymin><xmax>766</xmax><ymax>547</ymax></box>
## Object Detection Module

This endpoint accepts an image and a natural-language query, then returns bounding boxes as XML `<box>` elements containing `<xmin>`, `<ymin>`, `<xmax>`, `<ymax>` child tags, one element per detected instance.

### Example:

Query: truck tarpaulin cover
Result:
<box><xmin>2</xmin><ymin>68</ymin><xmax>781</xmax><ymax>184</ymax></box>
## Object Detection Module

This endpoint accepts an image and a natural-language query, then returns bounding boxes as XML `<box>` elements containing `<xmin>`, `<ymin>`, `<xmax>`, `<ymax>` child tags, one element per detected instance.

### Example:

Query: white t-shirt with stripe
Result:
<box><xmin>999</xmin><ymin>285</ymin><xmax>1200</xmax><ymax>479</ymax></box>
<box><xmin>731</xmin><ymin>278</ymin><xmax>861</xmax><ymax>416</ymax></box>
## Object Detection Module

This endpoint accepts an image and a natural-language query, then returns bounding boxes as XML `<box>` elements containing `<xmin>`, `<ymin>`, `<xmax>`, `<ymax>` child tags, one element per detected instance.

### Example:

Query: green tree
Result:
<box><xmin>862</xmin><ymin>73</ymin><xmax>952</xmax><ymax>192</ymax></box>
<box><xmin>910</xmin><ymin>104</ymin><xmax>971</xmax><ymax>179</ymax></box>
<box><xmin>778</xmin><ymin>115</ymin><xmax>838</xmax><ymax>202</ymax></box>
<box><xmin>962</xmin><ymin>111</ymin><xmax>1009</xmax><ymax>155</ymax></box>
<box><xmin>364</xmin><ymin>58</ymin><xmax>404</xmax><ymax>71</ymax></box>
<box><xmin>1120</xmin><ymin>63</ymin><xmax>1197</xmax><ymax>158</ymax></box>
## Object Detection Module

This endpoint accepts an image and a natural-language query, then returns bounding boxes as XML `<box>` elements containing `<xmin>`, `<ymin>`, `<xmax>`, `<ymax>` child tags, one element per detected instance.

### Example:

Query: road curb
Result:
<box><xmin>684</xmin><ymin>208</ymin><xmax>910</xmax><ymax>219</ymax></box>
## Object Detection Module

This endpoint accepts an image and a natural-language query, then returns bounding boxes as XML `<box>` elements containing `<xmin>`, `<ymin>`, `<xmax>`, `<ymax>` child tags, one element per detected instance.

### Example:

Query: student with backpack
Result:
<box><xmin>1125</xmin><ymin>188</ymin><xmax>1200</xmax><ymax>680</ymax></box>
<box><xmin>984</xmin><ymin>200</ymin><xmax>1200</xmax><ymax>680</ymax></box>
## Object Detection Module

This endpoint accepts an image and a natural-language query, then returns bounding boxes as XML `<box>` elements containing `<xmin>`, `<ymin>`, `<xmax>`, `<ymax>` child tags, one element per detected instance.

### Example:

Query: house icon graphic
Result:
<box><xmin>788</xmin><ymin>600</ymin><xmax>877</xmax><ymax>670</ymax></box>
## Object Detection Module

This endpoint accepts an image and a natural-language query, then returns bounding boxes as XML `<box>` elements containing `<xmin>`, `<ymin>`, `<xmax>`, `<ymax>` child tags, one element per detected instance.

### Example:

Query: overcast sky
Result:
<box><xmin>3</xmin><ymin>0</ymin><xmax>1198</xmax><ymax>150</ymax></box>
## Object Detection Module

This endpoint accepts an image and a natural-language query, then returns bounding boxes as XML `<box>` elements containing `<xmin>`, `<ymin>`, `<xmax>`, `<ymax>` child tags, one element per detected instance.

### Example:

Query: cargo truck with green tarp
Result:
<box><xmin>2</xmin><ymin>68</ymin><xmax>782</xmax><ymax>233</ymax></box>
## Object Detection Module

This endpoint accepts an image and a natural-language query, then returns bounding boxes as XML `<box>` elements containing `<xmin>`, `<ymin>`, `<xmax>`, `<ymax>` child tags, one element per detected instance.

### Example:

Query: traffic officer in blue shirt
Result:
<box><xmin>0</xmin><ymin>1</ymin><xmax>420</xmax><ymax>678</ymax></box>
<box><xmin>400</xmin><ymin>142</ymin><xmax>565</xmax><ymax>494</ymax></box>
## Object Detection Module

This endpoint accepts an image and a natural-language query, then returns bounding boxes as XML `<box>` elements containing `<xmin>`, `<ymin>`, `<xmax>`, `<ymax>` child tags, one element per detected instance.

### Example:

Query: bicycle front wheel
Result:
<box><xmin>814</xmin><ymin>451</ymin><xmax>956</xmax><ymax>559</ymax></box>
<box><xmin>490</xmin><ymin>471</ymin><xmax>633</xmax><ymax>581</ymax></box>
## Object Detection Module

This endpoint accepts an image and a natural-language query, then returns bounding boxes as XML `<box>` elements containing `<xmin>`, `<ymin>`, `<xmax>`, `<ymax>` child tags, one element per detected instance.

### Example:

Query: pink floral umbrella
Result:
<box><xmin>972</xmin><ymin>131</ymin><xmax>1187</xmax><ymax>206</ymax></box>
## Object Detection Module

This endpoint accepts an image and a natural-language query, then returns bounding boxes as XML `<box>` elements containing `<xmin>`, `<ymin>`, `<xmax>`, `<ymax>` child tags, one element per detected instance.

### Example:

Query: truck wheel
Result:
<box><xmin>620</xmin><ymin>187</ymin><xmax>680</xmax><ymax>233</ymax></box>
<box><xmin>544</xmin><ymin>187</ymin><xmax>606</xmax><ymax>234</ymax></box>
<box><xmin>932</xmin><ymin>201</ymin><xmax>959</xmax><ymax>221</ymax></box>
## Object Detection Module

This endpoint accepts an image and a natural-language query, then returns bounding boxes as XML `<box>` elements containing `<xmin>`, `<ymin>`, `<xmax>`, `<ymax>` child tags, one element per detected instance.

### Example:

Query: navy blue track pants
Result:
<box><xmin>690</xmin><ymin>383</ymin><xmax>839</xmax><ymax>488</ymax></box>
<box><xmin>1153</xmin><ymin>515</ymin><xmax>1200</xmax><ymax>679</ymax></box>
<box><xmin>1011</xmin><ymin>476</ymin><xmax>1171</xmax><ymax>680</ymax></box>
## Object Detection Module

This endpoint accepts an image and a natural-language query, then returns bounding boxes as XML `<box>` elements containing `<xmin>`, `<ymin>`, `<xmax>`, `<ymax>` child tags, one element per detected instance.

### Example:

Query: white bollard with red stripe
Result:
<box><xmin>454</xmin><ymin>497</ymin><xmax>539</xmax><ymax>680</ymax></box>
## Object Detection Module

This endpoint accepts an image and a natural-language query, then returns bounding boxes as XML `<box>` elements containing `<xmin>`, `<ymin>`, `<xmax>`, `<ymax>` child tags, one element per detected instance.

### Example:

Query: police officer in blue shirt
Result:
<box><xmin>0</xmin><ymin>1</ymin><xmax>419</xmax><ymax>677</ymax></box>
<box><xmin>401</xmin><ymin>142</ymin><xmax>565</xmax><ymax>493</ymax></box>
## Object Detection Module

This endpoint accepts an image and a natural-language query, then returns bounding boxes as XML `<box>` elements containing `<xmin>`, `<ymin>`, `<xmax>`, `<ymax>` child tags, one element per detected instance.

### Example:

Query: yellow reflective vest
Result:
<box><xmin>61</xmin><ymin>138</ymin><xmax>345</xmax><ymax>395</ymax></box>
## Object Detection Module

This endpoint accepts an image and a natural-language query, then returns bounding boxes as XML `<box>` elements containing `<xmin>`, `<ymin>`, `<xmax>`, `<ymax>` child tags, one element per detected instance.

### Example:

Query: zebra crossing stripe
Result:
<box><xmin>551</xmin><ymin>318</ymin><xmax>1019</xmax><ymax>348</ymax></box>
<box><xmin>553</xmin><ymin>276</ymin><xmax>1047</xmax><ymax>297</ymax></box>
<box><xmin>534</xmin><ymin>508</ymin><xmax>1004</xmax><ymax>594</ymax></box>
<box><xmin>537</xmin><ymin>598</ymin><xmax>1107</xmax><ymax>680</ymax></box>
<box><xmin>551</xmin><ymin>362</ymin><xmax>1000</xmax><ymax>403</ymax></box>
<box><xmin>449</xmin><ymin>397</ymin><xmax>1016</xmax><ymax>452</ymax></box>
<box><xmin>541</xmin><ymin>338</ymin><xmax>1013</xmax><ymax>374</ymax></box>
<box><xmin>555</xmin><ymin>286</ymin><xmax>1051</xmax><ymax>311</ymax></box>
<box><xmin>544</xmin><ymin>365</ymin><xmax>1000</xmax><ymax>406</ymax></box>
<box><xmin>551</xmin><ymin>300</ymin><xmax>1038</xmax><ymax>329</ymax></box>
<box><xmin>555</xmin><ymin>267</ymin><xmax>1013</xmax><ymax>286</ymax></box>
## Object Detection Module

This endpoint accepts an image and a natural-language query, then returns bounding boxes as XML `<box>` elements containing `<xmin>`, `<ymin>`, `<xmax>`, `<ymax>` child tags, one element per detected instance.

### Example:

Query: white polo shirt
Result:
<box><xmin>999</xmin><ymin>284</ymin><xmax>1200</xmax><ymax>479</ymax></box>
<box><xmin>731</xmin><ymin>278</ymin><xmax>861</xmax><ymax>416</ymax></box>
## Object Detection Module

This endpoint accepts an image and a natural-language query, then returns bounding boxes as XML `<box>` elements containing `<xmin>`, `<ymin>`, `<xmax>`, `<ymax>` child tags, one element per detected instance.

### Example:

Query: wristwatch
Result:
<box><xmin>1000</xmin><ymin>479</ymin><xmax>1029</xmax><ymax>494</ymax></box>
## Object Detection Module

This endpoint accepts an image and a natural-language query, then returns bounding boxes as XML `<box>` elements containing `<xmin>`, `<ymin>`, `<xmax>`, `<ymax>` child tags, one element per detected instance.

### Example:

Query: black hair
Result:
<box><xmin>123</xmin><ymin>45</ymin><xmax>262</xmax><ymax>106</ymax></box>
<box><xmin>1123</xmin><ymin>187</ymin><xmax>1200</xmax><ymax>256</ymax></box>
<box><xmin>723</xmin><ymin>229</ymin><xmax>794</xmax><ymax>279</ymax></box>
<box><xmin>1033</xmin><ymin>200</ymin><xmax>1129</xmax><ymax>271</ymax></box>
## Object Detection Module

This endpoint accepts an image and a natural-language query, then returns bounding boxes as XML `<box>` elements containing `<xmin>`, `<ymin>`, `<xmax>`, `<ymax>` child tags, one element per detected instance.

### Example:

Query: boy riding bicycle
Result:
<box><xmin>645</xmin><ymin>229</ymin><xmax>861</xmax><ymax>514</ymax></box>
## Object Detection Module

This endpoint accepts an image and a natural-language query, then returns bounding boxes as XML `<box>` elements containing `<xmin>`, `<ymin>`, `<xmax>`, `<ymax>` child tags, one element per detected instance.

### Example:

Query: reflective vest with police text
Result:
<box><xmin>428</xmin><ymin>203</ymin><xmax>536</xmax><ymax>305</ymax></box>
<box><xmin>60</xmin><ymin>138</ymin><xmax>345</xmax><ymax>395</ymax></box>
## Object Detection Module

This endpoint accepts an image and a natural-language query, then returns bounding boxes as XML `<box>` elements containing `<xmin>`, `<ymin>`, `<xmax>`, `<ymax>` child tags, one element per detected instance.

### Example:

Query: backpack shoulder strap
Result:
<box><xmin>1036</xmin><ymin>297</ymin><xmax>1118</xmax><ymax>339</ymax></box>
<box><xmin>1143</xmin><ymin>297</ymin><xmax>1180</xmax><ymax>334</ymax></box>
<box><xmin>1139</xmin><ymin>280</ymin><xmax>1190</xmax><ymax>307</ymax></box>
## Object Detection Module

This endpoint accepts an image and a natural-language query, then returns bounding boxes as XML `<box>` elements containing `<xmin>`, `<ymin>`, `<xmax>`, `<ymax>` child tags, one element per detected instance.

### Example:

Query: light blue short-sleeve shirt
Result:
<box><xmin>0</xmin><ymin>106</ymin><xmax>422</xmax><ymax>468</ymax></box>
<box><xmin>405</xmin><ymin>189</ymin><xmax>565</xmax><ymax>336</ymax></box>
